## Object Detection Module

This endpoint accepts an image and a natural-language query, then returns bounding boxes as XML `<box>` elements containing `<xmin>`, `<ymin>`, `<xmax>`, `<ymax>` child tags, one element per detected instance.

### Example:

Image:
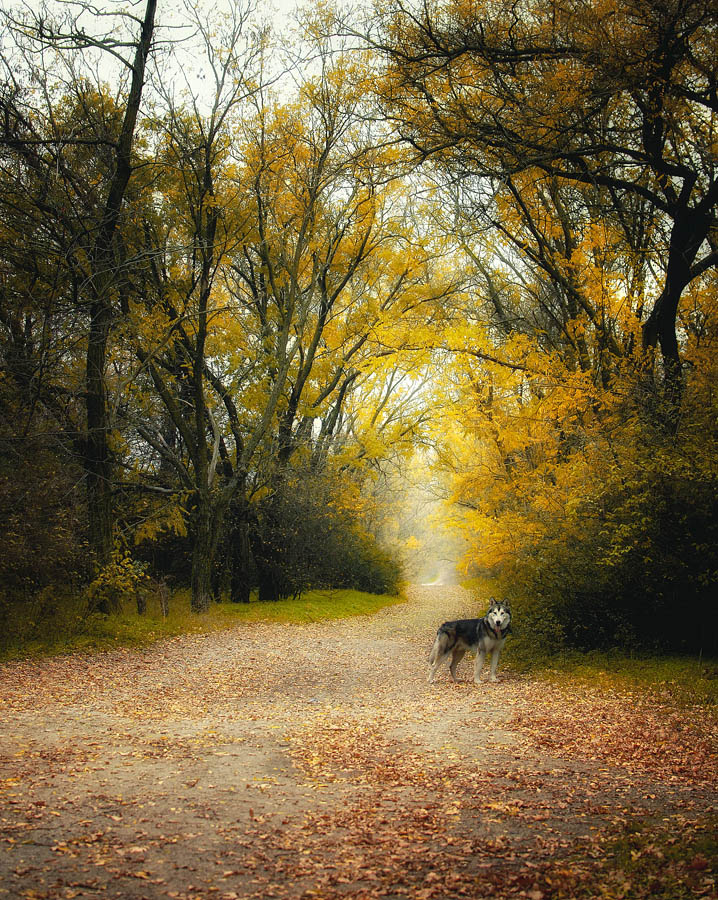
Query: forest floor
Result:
<box><xmin>1</xmin><ymin>584</ymin><xmax>716</xmax><ymax>900</ymax></box>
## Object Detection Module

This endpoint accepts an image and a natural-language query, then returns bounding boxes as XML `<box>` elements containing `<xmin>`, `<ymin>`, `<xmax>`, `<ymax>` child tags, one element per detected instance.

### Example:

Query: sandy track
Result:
<box><xmin>1</xmin><ymin>585</ymin><xmax>714</xmax><ymax>899</ymax></box>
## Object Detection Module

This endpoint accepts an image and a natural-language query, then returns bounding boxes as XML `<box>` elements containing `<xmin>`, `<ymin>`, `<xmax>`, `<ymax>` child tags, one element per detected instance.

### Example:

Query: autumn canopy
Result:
<box><xmin>0</xmin><ymin>0</ymin><xmax>716</xmax><ymax>652</ymax></box>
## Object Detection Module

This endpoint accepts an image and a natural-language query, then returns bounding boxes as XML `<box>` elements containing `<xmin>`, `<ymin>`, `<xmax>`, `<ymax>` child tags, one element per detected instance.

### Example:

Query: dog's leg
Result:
<box><xmin>449</xmin><ymin>647</ymin><xmax>466</xmax><ymax>682</ymax></box>
<box><xmin>489</xmin><ymin>647</ymin><xmax>501</xmax><ymax>683</ymax></box>
<box><xmin>428</xmin><ymin>655</ymin><xmax>443</xmax><ymax>683</ymax></box>
<box><xmin>428</xmin><ymin>636</ymin><xmax>448</xmax><ymax>683</ymax></box>
<box><xmin>473</xmin><ymin>649</ymin><xmax>486</xmax><ymax>684</ymax></box>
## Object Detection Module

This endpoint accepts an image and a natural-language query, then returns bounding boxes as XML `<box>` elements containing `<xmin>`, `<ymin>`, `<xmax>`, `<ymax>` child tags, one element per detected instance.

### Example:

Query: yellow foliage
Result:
<box><xmin>133</xmin><ymin>501</ymin><xmax>188</xmax><ymax>545</ymax></box>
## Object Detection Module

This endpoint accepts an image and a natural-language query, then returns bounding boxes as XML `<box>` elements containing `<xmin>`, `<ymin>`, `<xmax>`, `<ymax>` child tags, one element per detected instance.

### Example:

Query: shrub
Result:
<box><xmin>85</xmin><ymin>549</ymin><xmax>150</xmax><ymax>614</ymax></box>
<box><xmin>250</xmin><ymin>472</ymin><xmax>403</xmax><ymax>601</ymax></box>
<box><xmin>0</xmin><ymin>436</ymin><xmax>88</xmax><ymax>596</ymax></box>
<box><xmin>503</xmin><ymin>461</ymin><xmax>718</xmax><ymax>656</ymax></box>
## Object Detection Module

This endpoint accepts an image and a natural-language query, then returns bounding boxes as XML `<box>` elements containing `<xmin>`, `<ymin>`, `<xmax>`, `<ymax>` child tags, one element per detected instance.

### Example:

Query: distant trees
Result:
<box><xmin>249</xmin><ymin>466</ymin><xmax>402</xmax><ymax>602</ymax></box>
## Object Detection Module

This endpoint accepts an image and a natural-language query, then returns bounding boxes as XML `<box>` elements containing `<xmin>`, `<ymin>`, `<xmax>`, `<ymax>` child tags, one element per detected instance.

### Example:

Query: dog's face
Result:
<box><xmin>486</xmin><ymin>598</ymin><xmax>511</xmax><ymax>636</ymax></box>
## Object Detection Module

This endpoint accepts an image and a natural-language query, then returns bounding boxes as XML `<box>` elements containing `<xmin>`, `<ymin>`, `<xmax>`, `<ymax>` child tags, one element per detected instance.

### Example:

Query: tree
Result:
<box><xmin>113</xmin><ymin>0</ymin><xmax>266</xmax><ymax>611</ymax></box>
<box><xmin>355</xmin><ymin>0</ymin><xmax>718</xmax><ymax>420</ymax></box>
<box><xmin>1</xmin><ymin>0</ymin><xmax>158</xmax><ymax>571</ymax></box>
<box><xmin>121</xmin><ymin>33</ymin><xmax>447</xmax><ymax>608</ymax></box>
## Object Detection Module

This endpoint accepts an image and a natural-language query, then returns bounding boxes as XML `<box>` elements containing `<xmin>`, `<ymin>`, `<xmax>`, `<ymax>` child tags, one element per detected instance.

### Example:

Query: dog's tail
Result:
<box><xmin>428</xmin><ymin>625</ymin><xmax>453</xmax><ymax>666</ymax></box>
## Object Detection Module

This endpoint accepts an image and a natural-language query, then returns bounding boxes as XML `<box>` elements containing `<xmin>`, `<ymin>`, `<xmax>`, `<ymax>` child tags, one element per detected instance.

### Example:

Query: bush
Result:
<box><xmin>85</xmin><ymin>549</ymin><xmax>150</xmax><ymax>614</ymax></box>
<box><xmin>503</xmin><ymin>461</ymin><xmax>718</xmax><ymax>656</ymax></box>
<box><xmin>328</xmin><ymin>525</ymin><xmax>403</xmax><ymax>595</ymax></box>
<box><xmin>0</xmin><ymin>435</ymin><xmax>88</xmax><ymax>596</ymax></box>
<box><xmin>250</xmin><ymin>472</ymin><xmax>403</xmax><ymax>601</ymax></box>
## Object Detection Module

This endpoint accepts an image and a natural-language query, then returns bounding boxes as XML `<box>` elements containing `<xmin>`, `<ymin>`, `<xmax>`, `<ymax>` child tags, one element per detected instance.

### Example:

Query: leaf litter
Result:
<box><xmin>0</xmin><ymin>585</ymin><xmax>715</xmax><ymax>899</ymax></box>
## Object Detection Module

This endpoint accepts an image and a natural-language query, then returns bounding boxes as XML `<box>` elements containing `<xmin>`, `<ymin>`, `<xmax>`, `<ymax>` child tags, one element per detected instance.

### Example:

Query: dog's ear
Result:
<box><xmin>503</xmin><ymin>598</ymin><xmax>512</xmax><ymax>609</ymax></box>
<box><xmin>488</xmin><ymin>596</ymin><xmax>496</xmax><ymax>605</ymax></box>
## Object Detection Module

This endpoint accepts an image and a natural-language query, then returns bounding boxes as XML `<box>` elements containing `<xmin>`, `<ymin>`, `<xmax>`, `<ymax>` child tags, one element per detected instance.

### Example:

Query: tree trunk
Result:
<box><xmin>249</xmin><ymin>518</ymin><xmax>282</xmax><ymax>603</ymax></box>
<box><xmin>190</xmin><ymin>501</ymin><xmax>216</xmax><ymax>612</ymax></box>
<box><xmin>83</xmin><ymin>0</ymin><xmax>158</xmax><ymax>567</ymax></box>
<box><xmin>250</xmin><ymin>524</ymin><xmax>281</xmax><ymax>603</ymax></box>
<box><xmin>212</xmin><ymin>544</ymin><xmax>232</xmax><ymax>602</ymax></box>
<box><xmin>641</xmin><ymin>279</ymin><xmax>684</xmax><ymax>429</ymax></box>
<box><xmin>85</xmin><ymin>300</ymin><xmax>114</xmax><ymax>568</ymax></box>
<box><xmin>230</xmin><ymin>518</ymin><xmax>252</xmax><ymax>604</ymax></box>
<box><xmin>256</xmin><ymin>563</ymin><xmax>280</xmax><ymax>604</ymax></box>
<box><xmin>641</xmin><ymin>206</ymin><xmax>712</xmax><ymax>428</ymax></box>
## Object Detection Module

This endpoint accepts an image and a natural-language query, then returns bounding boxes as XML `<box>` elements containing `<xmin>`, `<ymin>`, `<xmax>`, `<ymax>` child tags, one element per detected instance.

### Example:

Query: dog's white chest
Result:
<box><xmin>482</xmin><ymin>633</ymin><xmax>504</xmax><ymax>651</ymax></box>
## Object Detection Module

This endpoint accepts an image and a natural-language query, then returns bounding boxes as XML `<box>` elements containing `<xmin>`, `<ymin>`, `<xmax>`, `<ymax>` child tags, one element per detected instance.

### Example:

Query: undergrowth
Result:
<box><xmin>505</xmin><ymin>642</ymin><xmax>718</xmax><ymax>707</ymax></box>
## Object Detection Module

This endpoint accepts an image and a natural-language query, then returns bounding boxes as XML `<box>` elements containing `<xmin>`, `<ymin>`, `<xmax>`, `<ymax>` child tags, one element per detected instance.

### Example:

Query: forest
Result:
<box><xmin>1</xmin><ymin>0</ymin><xmax>716</xmax><ymax>656</ymax></box>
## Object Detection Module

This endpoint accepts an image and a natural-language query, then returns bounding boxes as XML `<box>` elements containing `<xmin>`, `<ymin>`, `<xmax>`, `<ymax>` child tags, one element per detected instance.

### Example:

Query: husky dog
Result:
<box><xmin>428</xmin><ymin>598</ymin><xmax>512</xmax><ymax>685</ymax></box>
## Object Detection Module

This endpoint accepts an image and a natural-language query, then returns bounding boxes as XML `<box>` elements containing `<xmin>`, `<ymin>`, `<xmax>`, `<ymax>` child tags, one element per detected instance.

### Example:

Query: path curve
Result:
<box><xmin>1</xmin><ymin>585</ymin><xmax>714</xmax><ymax>899</ymax></box>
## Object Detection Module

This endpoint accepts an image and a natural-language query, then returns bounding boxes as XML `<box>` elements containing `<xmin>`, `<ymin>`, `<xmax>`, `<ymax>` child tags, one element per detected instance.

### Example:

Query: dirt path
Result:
<box><xmin>1</xmin><ymin>585</ymin><xmax>715</xmax><ymax>900</ymax></box>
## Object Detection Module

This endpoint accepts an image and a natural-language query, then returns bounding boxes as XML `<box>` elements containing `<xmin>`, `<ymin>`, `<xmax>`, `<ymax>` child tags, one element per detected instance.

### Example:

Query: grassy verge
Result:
<box><xmin>504</xmin><ymin>645</ymin><xmax>718</xmax><ymax>707</ymax></box>
<box><xmin>530</xmin><ymin>814</ymin><xmax>717</xmax><ymax>900</ymax></box>
<box><xmin>0</xmin><ymin>587</ymin><xmax>406</xmax><ymax>663</ymax></box>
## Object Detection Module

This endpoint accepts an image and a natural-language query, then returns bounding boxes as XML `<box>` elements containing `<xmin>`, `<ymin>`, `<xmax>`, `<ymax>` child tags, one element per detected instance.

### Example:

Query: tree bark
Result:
<box><xmin>190</xmin><ymin>499</ymin><xmax>216</xmax><ymax>613</ymax></box>
<box><xmin>84</xmin><ymin>0</ymin><xmax>158</xmax><ymax>568</ymax></box>
<box><xmin>641</xmin><ymin>205</ymin><xmax>713</xmax><ymax>427</ymax></box>
<box><xmin>85</xmin><ymin>300</ymin><xmax>115</xmax><ymax>567</ymax></box>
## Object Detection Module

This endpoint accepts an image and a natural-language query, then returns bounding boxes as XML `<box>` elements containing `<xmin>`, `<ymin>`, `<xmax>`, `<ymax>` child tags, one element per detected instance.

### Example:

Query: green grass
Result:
<box><xmin>507</xmin><ymin>645</ymin><xmax>718</xmax><ymax>707</ymax></box>
<box><xmin>0</xmin><ymin>587</ymin><xmax>406</xmax><ymax>662</ymax></box>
